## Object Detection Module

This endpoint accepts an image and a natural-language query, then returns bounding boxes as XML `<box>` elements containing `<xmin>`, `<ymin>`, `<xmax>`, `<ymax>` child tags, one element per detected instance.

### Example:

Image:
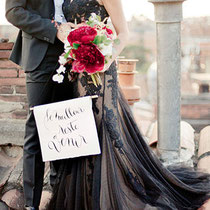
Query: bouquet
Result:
<box><xmin>53</xmin><ymin>13</ymin><xmax>119</xmax><ymax>86</ymax></box>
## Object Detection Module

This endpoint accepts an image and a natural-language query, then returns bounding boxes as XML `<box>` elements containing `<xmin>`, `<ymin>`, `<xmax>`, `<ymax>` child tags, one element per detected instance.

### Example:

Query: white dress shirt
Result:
<box><xmin>54</xmin><ymin>0</ymin><xmax>67</xmax><ymax>23</ymax></box>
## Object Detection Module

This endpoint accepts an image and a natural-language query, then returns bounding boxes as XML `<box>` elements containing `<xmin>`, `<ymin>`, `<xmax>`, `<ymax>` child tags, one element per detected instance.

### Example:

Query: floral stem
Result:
<box><xmin>91</xmin><ymin>74</ymin><xmax>98</xmax><ymax>87</ymax></box>
<box><xmin>96</xmin><ymin>72</ymin><xmax>102</xmax><ymax>86</ymax></box>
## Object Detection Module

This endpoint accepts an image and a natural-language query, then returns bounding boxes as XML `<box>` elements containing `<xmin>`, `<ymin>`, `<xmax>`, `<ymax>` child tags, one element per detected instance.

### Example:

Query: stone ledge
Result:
<box><xmin>0</xmin><ymin>119</ymin><xmax>25</xmax><ymax>146</ymax></box>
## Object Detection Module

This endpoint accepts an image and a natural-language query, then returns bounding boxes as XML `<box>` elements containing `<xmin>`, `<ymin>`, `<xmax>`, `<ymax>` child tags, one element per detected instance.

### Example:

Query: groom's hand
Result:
<box><xmin>57</xmin><ymin>22</ymin><xmax>76</xmax><ymax>43</ymax></box>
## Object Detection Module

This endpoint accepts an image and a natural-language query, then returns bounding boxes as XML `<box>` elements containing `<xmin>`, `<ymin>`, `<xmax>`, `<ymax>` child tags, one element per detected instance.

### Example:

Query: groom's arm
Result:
<box><xmin>5</xmin><ymin>0</ymin><xmax>57</xmax><ymax>44</ymax></box>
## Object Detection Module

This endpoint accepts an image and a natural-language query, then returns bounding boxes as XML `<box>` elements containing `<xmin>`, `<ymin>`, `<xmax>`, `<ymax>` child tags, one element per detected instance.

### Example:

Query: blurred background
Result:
<box><xmin>0</xmin><ymin>0</ymin><xmax>210</xmax><ymax>132</ymax></box>
<box><xmin>1</xmin><ymin>0</ymin><xmax>210</xmax><ymax>132</ymax></box>
<box><xmin>0</xmin><ymin>1</ymin><xmax>210</xmax><ymax>208</ymax></box>
<box><xmin>0</xmin><ymin>0</ymin><xmax>210</xmax><ymax>130</ymax></box>
<box><xmin>1</xmin><ymin>0</ymin><xmax>210</xmax><ymax>73</ymax></box>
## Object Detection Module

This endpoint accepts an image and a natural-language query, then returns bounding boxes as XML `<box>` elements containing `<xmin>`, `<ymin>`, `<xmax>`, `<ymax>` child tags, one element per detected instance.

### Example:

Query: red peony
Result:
<box><xmin>72</xmin><ymin>43</ymin><xmax>105</xmax><ymax>74</ymax></box>
<box><xmin>67</xmin><ymin>26</ymin><xmax>97</xmax><ymax>45</ymax></box>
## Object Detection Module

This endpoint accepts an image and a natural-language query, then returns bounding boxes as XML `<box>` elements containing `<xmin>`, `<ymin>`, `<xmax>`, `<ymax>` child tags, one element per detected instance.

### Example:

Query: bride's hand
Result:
<box><xmin>56</xmin><ymin>22</ymin><xmax>76</xmax><ymax>43</ymax></box>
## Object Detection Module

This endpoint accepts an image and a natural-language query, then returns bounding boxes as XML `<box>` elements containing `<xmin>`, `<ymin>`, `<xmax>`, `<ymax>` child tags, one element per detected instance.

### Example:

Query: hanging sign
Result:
<box><xmin>33</xmin><ymin>96</ymin><xmax>101</xmax><ymax>161</ymax></box>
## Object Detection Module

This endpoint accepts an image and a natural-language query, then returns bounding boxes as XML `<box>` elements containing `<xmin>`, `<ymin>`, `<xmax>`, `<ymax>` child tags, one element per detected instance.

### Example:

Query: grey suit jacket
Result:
<box><xmin>5</xmin><ymin>0</ymin><xmax>58</xmax><ymax>71</ymax></box>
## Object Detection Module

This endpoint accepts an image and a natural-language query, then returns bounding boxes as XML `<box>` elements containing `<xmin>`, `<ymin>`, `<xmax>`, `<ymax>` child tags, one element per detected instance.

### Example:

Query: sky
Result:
<box><xmin>121</xmin><ymin>0</ymin><xmax>210</xmax><ymax>20</ymax></box>
<box><xmin>0</xmin><ymin>0</ymin><xmax>210</xmax><ymax>25</ymax></box>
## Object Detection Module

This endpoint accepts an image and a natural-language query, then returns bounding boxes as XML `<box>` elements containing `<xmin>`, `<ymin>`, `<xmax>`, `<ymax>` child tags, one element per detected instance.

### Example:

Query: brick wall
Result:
<box><xmin>0</xmin><ymin>42</ymin><xmax>27</xmax><ymax>120</ymax></box>
<box><xmin>181</xmin><ymin>95</ymin><xmax>210</xmax><ymax>131</ymax></box>
<box><xmin>181</xmin><ymin>104</ymin><xmax>210</xmax><ymax>120</ymax></box>
<box><xmin>153</xmin><ymin>95</ymin><xmax>210</xmax><ymax>132</ymax></box>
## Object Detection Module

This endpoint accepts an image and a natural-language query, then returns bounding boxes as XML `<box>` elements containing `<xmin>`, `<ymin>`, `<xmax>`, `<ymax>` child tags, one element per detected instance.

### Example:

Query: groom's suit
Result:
<box><xmin>6</xmin><ymin>0</ymin><xmax>57</xmax><ymax>72</ymax></box>
<box><xmin>5</xmin><ymin>0</ymin><xmax>73</xmax><ymax>208</ymax></box>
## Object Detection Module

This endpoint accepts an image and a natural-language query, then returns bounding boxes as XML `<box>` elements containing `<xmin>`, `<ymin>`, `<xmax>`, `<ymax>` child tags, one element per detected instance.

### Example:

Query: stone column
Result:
<box><xmin>148</xmin><ymin>0</ymin><xmax>185</xmax><ymax>164</ymax></box>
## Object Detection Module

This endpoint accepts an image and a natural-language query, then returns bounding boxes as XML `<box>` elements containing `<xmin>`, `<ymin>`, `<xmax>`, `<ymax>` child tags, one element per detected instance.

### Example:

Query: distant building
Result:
<box><xmin>182</xmin><ymin>16</ymin><xmax>210</xmax><ymax>73</ymax></box>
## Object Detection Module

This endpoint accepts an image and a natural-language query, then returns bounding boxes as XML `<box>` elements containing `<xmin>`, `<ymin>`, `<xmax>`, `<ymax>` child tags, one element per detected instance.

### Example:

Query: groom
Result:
<box><xmin>5</xmin><ymin>0</ymin><xmax>72</xmax><ymax>209</ymax></box>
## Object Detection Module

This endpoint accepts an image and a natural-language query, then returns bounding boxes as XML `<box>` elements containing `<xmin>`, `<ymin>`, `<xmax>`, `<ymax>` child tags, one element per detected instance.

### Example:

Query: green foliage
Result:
<box><xmin>93</xmin><ymin>34</ymin><xmax>112</xmax><ymax>46</ymax></box>
<box><xmin>64</xmin><ymin>51</ymin><xmax>70</xmax><ymax>59</ymax></box>
<box><xmin>114</xmin><ymin>39</ymin><xmax>120</xmax><ymax>45</ymax></box>
<box><xmin>73</xmin><ymin>43</ymin><xmax>80</xmax><ymax>49</ymax></box>
<box><xmin>93</xmin><ymin>35</ymin><xmax>102</xmax><ymax>45</ymax></box>
<box><xmin>104</xmin><ymin>39</ymin><xmax>112</xmax><ymax>45</ymax></box>
<box><xmin>120</xmin><ymin>44</ymin><xmax>151</xmax><ymax>73</ymax></box>
<box><xmin>87</xmin><ymin>22</ymin><xmax>95</xmax><ymax>27</ymax></box>
<box><xmin>87</xmin><ymin>14</ymin><xmax>101</xmax><ymax>27</ymax></box>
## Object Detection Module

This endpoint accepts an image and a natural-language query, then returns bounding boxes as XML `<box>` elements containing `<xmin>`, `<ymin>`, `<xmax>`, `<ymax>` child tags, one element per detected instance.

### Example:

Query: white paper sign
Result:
<box><xmin>33</xmin><ymin>96</ymin><xmax>101</xmax><ymax>162</ymax></box>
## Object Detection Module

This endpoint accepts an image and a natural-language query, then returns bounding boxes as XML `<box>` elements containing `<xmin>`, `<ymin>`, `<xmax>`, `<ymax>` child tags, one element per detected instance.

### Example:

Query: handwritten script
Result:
<box><xmin>33</xmin><ymin>97</ymin><xmax>101</xmax><ymax>161</ymax></box>
<box><xmin>44</xmin><ymin>106</ymin><xmax>87</xmax><ymax>152</ymax></box>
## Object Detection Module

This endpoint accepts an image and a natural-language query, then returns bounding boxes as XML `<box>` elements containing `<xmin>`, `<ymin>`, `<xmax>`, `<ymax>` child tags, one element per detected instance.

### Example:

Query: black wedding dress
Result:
<box><xmin>48</xmin><ymin>0</ymin><xmax>210</xmax><ymax>209</ymax></box>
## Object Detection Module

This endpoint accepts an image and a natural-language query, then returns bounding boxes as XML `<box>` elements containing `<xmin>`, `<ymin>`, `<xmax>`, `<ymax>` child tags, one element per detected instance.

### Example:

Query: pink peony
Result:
<box><xmin>72</xmin><ymin>60</ymin><xmax>85</xmax><ymax>73</ymax></box>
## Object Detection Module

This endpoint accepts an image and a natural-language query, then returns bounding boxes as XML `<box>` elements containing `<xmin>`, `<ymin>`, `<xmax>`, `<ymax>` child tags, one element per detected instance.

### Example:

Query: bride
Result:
<box><xmin>48</xmin><ymin>0</ymin><xmax>210</xmax><ymax>209</ymax></box>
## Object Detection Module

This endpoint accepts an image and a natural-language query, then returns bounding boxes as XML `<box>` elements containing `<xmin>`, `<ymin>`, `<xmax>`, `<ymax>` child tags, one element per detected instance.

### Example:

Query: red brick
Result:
<box><xmin>181</xmin><ymin>104</ymin><xmax>210</xmax><ymax>119</ymax></box>
<box><xmin>18</xmin><ymin>70</ymin><xmax>26</xmax><ymax>78</ymax></box>
<box><xmin>0</xmin><ymin>51</ymin><xmax>11</xmax><ymax>59</ymax></box>
<box><xmin>15</xmin><ymin>86</ymin><xmax>26</xmax><ymax>94</ymax></box>
<box><xmin>0</xmin><ymin>69</ymin><xmax>18</xmax><ymax>78</ymax></box>
<box><xmin>12</xmin><ymin>110</ymin><xmax>28</xmax><ymax>119</ymax></box>
<box><xmin>0</xmin><ymin>78</ymin><xmax>25</xmax><ymax>86</ymax></box>
<box><xmin>0</xmin><ymin>60</ymin><xmax>20</xmax><ymax>69</ymax></box>
<box><xmin>0</xmin><ymin>42</ymin><xmax>14</xmax><ymax>50</ymax></box>
<box><xmin>0</xmin><ymin>95</ymin><xmax>27</xmax><ymax>103</ymax></box>
<box><xmin>0</xmin><ymin>86</ymin><xmax>14</xmax><ymax>94</ymax></box>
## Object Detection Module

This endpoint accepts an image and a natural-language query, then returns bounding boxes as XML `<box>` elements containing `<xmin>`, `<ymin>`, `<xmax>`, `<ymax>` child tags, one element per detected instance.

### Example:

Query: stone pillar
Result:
<box><xmin>148</xmin><ymin>0</ymin><xmax>185</xmax><ymax>164</ymax></box>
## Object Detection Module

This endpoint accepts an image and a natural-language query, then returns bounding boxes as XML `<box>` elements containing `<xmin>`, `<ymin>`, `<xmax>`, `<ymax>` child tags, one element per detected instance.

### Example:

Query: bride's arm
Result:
<box><xmin>101</xmin><ymin>0</ymin><xmax>129</xmax><ymax>69</ymax></box>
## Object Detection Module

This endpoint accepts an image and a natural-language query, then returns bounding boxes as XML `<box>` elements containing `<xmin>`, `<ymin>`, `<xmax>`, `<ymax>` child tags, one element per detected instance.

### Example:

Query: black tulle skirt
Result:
<box><xmin>48</xmin><ymin>63</ymin><xmax>210</xmax><ymax>210</ymax></box>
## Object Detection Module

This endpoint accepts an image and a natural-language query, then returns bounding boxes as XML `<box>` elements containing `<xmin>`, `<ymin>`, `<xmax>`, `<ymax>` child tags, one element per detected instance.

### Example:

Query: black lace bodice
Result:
<box><xmin>62</xmin><ymin>0</ymin><xmax>109</xmax><ymax>23</ymax></box>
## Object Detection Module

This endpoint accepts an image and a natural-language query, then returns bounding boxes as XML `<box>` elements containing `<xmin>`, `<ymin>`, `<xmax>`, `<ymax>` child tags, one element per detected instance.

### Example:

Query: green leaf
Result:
<box><xmin>114</xmin><ymin>39</ymin><xmax>120</xmax><ymax>45</ymax></box>
<box><xmin>104</xmin><ymin>39</ymin><xmax>112</xmax><ymax>45</ymax></box>
<box><xmin>93</xmin><ymin>35</ymin><xmax>102</xmax><ymax>45</ymax></box>
<box><xmin>97</xmin><ymin>15</ymin><xmax>101</xmax><ymax>22</ymax></box>
<box><xmin>73</xmin><ymin>43</ymin><xmax>80</xmax><ymax>49</ymax></box>
<box><xmin>101</xmin><ymin>34</ymin><xmax>107</xmax><ymax>42</ymax></box>
<box><xmin>89</xmin><ymin>22</ymin><xmax>95</xmax><ymax>27</ymax></box>
<box><xmin>64</xmin><ymin>51</ymin><xmax>70</xmax><ymax>59</ymax></box>
<box><xmin>87</xmin><ymin>21</ymin><xmax>91</xmax><ymax>26</ymax></box>
<box><xmin>89</xmin><ymin>16</ymin><xmax>93</xmax><ymax>22</ymax></box>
